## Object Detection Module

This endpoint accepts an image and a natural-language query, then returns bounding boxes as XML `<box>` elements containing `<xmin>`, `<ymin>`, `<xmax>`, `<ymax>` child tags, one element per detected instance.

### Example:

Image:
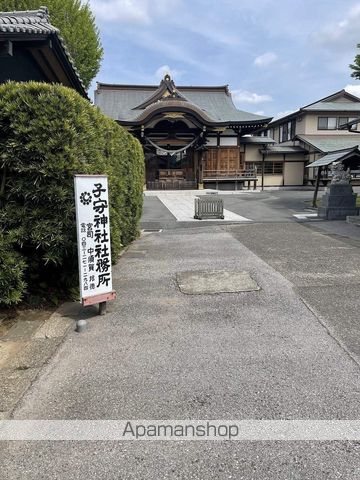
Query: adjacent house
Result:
<box><xmin>0</xmin><ymin>7</ymin><xmax>87</xmax><ymax>98</ymax></box>
<box><xmin>265</xmin><ymin>90</ymin><xmax>360</xmax><ymax>185</ymax></box>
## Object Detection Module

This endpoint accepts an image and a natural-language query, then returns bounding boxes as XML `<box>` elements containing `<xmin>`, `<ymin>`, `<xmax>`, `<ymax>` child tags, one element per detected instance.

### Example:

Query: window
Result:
<box><xmin>318</xmin><ymin>117</ymin><xmax>328</xmax><ymax>129</ymax></box>
<box><xmin>264</xmin><ymin>162</ymin><xmax>283</xmax><ymax>174</ymax></box>
<box><xmin>279</xmin><ymin>120</ymin><xmax>295</xmax><ymax>142</ymax></box>
<box><xmin>246</xmin><ymin>162</ymin><xmax>283</xmax><ymax>175</ymax></box>
<box><xmin>246</xmin><ymin>162</ymin><xmax>263</xmax><ymax>174</ymax></box>
<box><xmin>318</xmin><ymin>116</ymin><xmax>356</xmax><ymax>130</ymax></box>
<box><xmin>328</xmin><ymin>117</ymin><xmax>337</xmax><ymax>129</ymax></box>
<box><xmin>318</xmin><ymin>117</ymin><xmax>337</xmax><ymax>130</ymax></box>
<box><xmin>338</xmin><ymin>117</ymin><xmax>349</xmax><ymax>127</ymax></box>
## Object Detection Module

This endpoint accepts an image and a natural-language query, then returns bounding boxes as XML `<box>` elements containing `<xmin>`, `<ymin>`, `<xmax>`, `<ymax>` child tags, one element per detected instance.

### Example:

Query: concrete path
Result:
<box><xmin>157</xmin><ymin>193</ymin><xmax>252</xmax><ymax>222</ymax></box>
<box><xmin>1</xmin><ymin>223</ymin><xmax>360</xmax><ymax>479</ymax></box>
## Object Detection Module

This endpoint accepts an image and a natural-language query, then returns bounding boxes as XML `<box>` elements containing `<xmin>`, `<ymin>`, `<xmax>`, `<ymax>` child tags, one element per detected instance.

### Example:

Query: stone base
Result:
<box><xmin>346</xmin><ymin>215</ymin><xmax>360</xmax><ymax>226</ymax></box>
<box><xmin>318</xmin><ymin>207</ymin><xmax>359</xmax><ymax>220</ymax></box>
<box><xmin>318</xmin><ymin>183</ymin><xmax>358</xmax><ymax>220</ymax></box>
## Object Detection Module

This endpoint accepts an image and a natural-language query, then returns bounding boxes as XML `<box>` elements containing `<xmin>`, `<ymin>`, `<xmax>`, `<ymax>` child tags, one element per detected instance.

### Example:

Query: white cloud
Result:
<box><xmin>254</xmin><ymin>52</ymin><xmax>278</xmax><ymax>67</ymax></box>
<box><xmin>232</xmin><ymin>89</ymin><xmax>273</xmax><ymax>105</ymax></box>
<box><xmin>155</xmin><ymin>65</ymin><xmax>184</xmax><ymax>82</ymax></box>
<box><xmin>254</xmin><ymin>110</ymin><xmax>265</xmax><ymax>115</ymax></box>
<box><xmin>313</xmin><ymin>4</ymin><xmax>360</xmax><ymax>50</ymax></box>
<box><xmin>89</xmin><ymin>0</ymin><xmax>181</xmax><ymax>24</ymax></box>
<box><xmin>126</xmin><ymin>30</ymin><xmax>212</xmax><ymax>73</ymax></box>
<box><xmin>345</xmin><ymin>84</ymin><xmax>360</xmax><ymax>99</ymax></box>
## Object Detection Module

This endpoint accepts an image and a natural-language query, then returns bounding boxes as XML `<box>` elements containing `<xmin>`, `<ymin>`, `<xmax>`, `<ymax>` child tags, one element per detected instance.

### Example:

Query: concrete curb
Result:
<box><xmin>0</xmin><ymin>303</ymin><xmax>77</xmax><ymax>419</ymax></box>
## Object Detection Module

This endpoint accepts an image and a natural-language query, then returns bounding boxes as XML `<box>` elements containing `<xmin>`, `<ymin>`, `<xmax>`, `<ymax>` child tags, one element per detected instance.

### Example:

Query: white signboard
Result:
<box><xmin>74</xmin><ymin>175</ymin><xmax>115</xmax><ymax>305</ymax></box>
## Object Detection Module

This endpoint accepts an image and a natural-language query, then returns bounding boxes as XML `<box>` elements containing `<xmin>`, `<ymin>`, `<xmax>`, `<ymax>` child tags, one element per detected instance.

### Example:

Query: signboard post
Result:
<box><xmin>74</xmin><ymin>175</ymin><xmax>116</xmax><ymax>314</ymax></box>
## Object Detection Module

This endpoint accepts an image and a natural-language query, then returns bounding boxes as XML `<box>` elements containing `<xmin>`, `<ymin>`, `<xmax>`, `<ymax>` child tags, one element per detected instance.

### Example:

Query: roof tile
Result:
<box><xmin>0</xmin><ymin>7</ymin><xmax>86</xmax><ymax>95</ymax></box>
<box><xmin>95</xmin><ymin>81</ymin><xmax>272</xmax><ymax>125</ymax></box>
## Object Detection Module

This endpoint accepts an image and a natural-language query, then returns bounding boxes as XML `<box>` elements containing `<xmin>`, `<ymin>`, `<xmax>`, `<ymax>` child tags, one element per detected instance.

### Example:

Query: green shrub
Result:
<box><xmin>0</xmin><ymin>82</ymin><xmax>144</xmax><ymax>303</ymax></box>
<box><xmin>0</xmin><ymin>232</ymin><xmax>27</xmax><ymax>306</ymax></box>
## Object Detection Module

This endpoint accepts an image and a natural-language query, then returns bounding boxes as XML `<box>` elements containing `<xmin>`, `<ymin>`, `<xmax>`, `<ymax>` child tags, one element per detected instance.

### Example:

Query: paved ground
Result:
<box><xmin>0</xmin><ymin>304</ymin><xmax>96</xmax><ymax>420</ymax></box>
<box><xmin>157</xmin><ymin>193</ymin><xmax>252</xmax><ymax>222</ymax></box>
<box><xmin>1</xmin><ymin>190</ymin><xmax>360</xmax><ymax>479</ymax></box>
<box><xmin>141</xmin><ymin>189</ymin><xmax>325</xmax><ymax>230</ymax></box>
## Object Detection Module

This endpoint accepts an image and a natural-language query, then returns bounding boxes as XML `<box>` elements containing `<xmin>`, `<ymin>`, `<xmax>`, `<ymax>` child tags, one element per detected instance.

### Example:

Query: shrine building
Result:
<box><xmin>95</xmin><ymin>74</ymin><xmax>276</xmax><ymax>190</ymax></box>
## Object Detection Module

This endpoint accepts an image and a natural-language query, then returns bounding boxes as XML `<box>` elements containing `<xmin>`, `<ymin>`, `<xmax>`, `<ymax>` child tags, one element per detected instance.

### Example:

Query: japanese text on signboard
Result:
<box><xmin>75</xmin><ymin>176</ymin><xmax>113</xmax><ymax>299</ymax></box>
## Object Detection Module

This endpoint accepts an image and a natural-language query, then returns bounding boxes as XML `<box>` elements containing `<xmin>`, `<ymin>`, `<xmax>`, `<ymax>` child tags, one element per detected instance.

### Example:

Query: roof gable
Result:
<box><xmin>303</xmin><ymin>101</ymin><xmax>360</xmax><ymax>112</ymax></box>
<box><xmin>132</xmin><ymin>74</ymin><xmax>188</xmax><ymax>109</ymax></box>
<box><xmin>95</xmin><ymin>75</ymin><xmax>272</xmax><ymax>127</ymax></box>
<box><xmin>303</xmin><ymin>90</ymin><xmax>360</xmax><ymax>108</ymax></box>
<box><xmin>269</xmin><ymin>89</ymin><xmax>360</xmax><ymax>126</ymax></box>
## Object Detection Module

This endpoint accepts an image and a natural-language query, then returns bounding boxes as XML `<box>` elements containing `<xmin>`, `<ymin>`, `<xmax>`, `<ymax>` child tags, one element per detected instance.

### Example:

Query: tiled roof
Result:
<box><xmin>133</xmin><ymin>98</ymin><xmax>216</xmax><ymax>124</ymax></box>
<box><xmin>241</xmin><ymin>136</ymin><xmax>276</xmax><ymax>144</ymax></box>
<box><xmin>296</xmin><ymin>134</ymin><xmax>360</xmax><ymax>153</ymax></box>
<box><xmin>95</xmin><ymin>82</ymin><xmax>272</xmax><ymax>126</ymax></box>
<box><xmin>0</xmin><ymin>6</ymin><xmax>57</xmax><ymax>34</ymax></box>
<box><xmin>261</xmin><ymin>145</ymin><xmax>306</xmax><ymax>154</ymax></box>
<box><xmin>306</xmin><ymin>147</ymin><xmax>359</xmax><ymax>168</ymax></box>
<box><xmin>269</xmin><ymin>90</ymin><xmax>360</xmax><ymax>126</ymax></box>
<box><xmin>304</xmin><ymin>102</ymin><xmax>360</xmax><ymax>112</ymax></box>
<box><xmin>0</xmin><ymin>7</ymin><xmax>87</xmax><ymax>96</ymax></box>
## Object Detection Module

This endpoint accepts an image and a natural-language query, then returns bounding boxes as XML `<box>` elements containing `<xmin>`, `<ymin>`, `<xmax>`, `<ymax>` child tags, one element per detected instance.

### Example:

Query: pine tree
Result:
<box><xmin>350</xmin><ymin>44</ymin><xmax>360</xmax><ymax>80</ymax></box>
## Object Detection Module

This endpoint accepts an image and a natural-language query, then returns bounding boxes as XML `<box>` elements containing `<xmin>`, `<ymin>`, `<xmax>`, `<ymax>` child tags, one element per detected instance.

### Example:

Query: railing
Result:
<box><xmin>146</xmin><ymin>180</ymin><xmax>197</xmax><ymax>190</ymax></box>
<box><xmin>203</xmin><ymin>168</ymin><xmax>257</xmax><ymax>178</ymax></box>
<box><xmin>194</xmin><ymin>197</ymin><xmax>224</xmax><ymax>220</ymax></box>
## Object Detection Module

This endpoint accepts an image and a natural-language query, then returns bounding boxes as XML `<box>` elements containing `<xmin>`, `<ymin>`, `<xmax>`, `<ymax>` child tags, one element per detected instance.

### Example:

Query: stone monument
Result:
<box><xmin>318</xmin><ymin>163</ymin><xmax>359</xmax><ymax>220</ymax></box>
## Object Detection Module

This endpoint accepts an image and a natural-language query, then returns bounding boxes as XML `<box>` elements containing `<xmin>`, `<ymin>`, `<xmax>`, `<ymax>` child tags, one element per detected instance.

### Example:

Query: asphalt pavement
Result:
<box><xmin>141</xmin><ymin>189</ymin><xmax>325</xmax><ymax>229</ymax></box>
<box><xmin>1</xmin><ymin>190</ymin><xmax>360</xmax><ymax>479</ymax></box>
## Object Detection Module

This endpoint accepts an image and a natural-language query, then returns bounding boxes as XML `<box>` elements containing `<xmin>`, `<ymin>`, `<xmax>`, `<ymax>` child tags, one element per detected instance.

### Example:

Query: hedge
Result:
<box><xmin>0</xmin><ymin>232</ymin><xmax>27</xmax><ymax>305</ymax></box>
<box><xmin>0</xmin><ymin>82</ymin><xmax>144</xmax><ymax>305</ymax></box>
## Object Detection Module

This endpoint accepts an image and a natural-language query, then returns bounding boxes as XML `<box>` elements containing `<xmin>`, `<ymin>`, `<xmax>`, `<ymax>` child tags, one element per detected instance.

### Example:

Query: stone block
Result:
<box><xmin>318</xmin><ymin>182</ymin><xmax>358</xmax><ymax>220</ymax></box>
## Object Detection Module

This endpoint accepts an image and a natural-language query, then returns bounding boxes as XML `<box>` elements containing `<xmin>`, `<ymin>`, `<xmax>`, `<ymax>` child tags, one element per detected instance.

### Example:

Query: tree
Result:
<box><xmin>350</xmin><ymin>44</ymin><xmax>360</xmax><ymax>80</ymax></box>
<box><xmin>0</xmin><ymin>0</ymin><xmax>103</xmax><ymax>90</ymax></box>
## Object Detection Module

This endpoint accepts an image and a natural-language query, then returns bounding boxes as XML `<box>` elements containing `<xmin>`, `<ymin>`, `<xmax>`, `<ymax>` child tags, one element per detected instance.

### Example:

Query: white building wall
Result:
<box><xmin>244</xmin><ymin>144</ymin><xmax>262</xmax><ymax>162</ymax></box>
<box><xmin>300</xmin><ymin>113</ymin><xmax>360</xmax><ymax>135</ymax></box>
<box><xmin>284</xmin><ymin>162</ymin><xmax>304</xmax><ymax>185</ymax></box>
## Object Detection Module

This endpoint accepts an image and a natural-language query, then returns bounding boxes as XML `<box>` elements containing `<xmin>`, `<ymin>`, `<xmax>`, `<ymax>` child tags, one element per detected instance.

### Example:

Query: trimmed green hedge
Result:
<box><xmin>0</xmin><ymin>232</ymin><xmax>27</xmax><ymax>305</ymax></box>
<box><xmin>0</xmin><ymin>82</ymin><xmax>144</xmax><ymax>305</ymax></box>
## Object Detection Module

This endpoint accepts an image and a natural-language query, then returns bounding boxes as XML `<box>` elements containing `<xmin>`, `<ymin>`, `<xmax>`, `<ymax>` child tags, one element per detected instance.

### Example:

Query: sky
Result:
<box><xmin>88</xmin><ymin>0</ymin><xmax>360</xmax><ymax>119</ymax></box>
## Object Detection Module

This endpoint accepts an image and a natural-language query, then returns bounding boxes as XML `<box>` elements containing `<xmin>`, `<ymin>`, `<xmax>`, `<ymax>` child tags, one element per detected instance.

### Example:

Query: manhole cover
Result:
<box><xmin>176</xmin><ymin>270</ymin><xmax>260</xmax><ymax>295</ymax></box>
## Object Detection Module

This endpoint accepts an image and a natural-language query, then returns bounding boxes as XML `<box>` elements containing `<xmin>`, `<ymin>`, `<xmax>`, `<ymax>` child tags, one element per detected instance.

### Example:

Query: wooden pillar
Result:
<box><xmin>261</xmin><ymin>153</ymin><xmax>265</xmax><ymax>191</ymax></box>
<box><xmin>283</xmin><ymin>154</ymin><xmax>286</xmax><ymax>186</ymax></box>
<box><xmin>312</xmin><ymin>166</ymin><xmax>322</xmax><ymax>208</ymax></box>
<box><xmin>194</xmin><ymin>150</ymin><xmax>198</xmax><ymax>186</ymax></box>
